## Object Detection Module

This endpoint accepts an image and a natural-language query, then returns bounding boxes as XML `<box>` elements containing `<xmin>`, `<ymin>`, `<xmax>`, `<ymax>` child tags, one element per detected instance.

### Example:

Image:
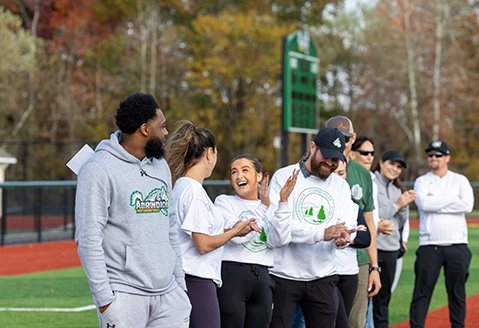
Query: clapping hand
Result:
<box><xmin>258</xmin><ymin>173</ymin><xmax>270</xmax><ymax>207</ymax></box>
<box><xmin>279</xmin><ymin>169</ymin><xmax>299</xmax><ymax>203</ymax></box>
<box><xmin>324</xmin><ymin>222</ymin><xmax>347</xmax><ymax>241</ymax></box>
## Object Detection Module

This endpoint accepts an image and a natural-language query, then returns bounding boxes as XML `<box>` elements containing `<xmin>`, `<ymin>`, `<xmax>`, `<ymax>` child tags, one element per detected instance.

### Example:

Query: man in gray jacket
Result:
<box><xmin>75</xmin><ymin>92</ymin><xmax>191</xmax><ymax>328</ymax></box>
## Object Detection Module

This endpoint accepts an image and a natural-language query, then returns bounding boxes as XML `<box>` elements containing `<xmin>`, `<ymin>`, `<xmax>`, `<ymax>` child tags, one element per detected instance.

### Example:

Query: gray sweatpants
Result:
<box><xmin>98</xmin><ymin>287</ymin><xmax>192</xmax><ymax>328</ymax></box>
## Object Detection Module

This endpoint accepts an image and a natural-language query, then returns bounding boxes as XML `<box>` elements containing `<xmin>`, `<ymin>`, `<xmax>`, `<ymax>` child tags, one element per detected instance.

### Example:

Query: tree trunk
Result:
<box><xmin>402</xmin><ymin>0</ymin><xmax>422</xmax><ymax>164</ymax></box>
<box><xmin>148</xmin><ymin>4</ymin><xmax>158</xmax><ymax>94</ymax></box>
<box><xmin>432</xmin><ymin>0</ymin><xmax>444</xmax><ymax>140</ymax></box>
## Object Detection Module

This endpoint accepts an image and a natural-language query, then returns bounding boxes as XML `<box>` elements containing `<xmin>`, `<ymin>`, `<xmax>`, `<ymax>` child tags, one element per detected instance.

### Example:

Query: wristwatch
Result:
<box><xmin>369</xmin><ymin>266</ymin><xmax>381</xmax><ymax>273</ymax></box>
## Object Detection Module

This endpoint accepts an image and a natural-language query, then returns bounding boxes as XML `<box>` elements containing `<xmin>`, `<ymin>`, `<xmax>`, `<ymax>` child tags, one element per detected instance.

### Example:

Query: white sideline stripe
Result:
<box><xmin>0</xmin><ymin>304</ymin><xmax>96</xmax><ymax>312</ymax></box>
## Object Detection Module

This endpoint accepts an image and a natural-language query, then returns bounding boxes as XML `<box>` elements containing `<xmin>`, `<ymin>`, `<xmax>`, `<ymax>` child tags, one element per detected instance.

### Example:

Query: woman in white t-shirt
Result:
<box><xmin>215</xmin><ymin>154</ymin><xmax>298</xmax><ymax>328</ymax></box>
<box><xmin>166</xmin><ymin>121</ymin><xmax>257</xmax><ymax>328</ymax></box>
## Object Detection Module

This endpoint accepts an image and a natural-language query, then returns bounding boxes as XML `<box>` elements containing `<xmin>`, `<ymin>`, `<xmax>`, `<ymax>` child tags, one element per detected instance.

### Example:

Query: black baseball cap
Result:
<box><xmin>425</xmin><ymin>140</ymin><xmax>450</xmax><ymax>156</ymax></box>
<box><xmin>313</xmin><ymin>128</ymin><xmax>346</xmax><ymax>161</ymax></box>
<box><xmin>382</xmin><ymin>150</ymin><xmax>407</xmax><ymax>168</ymax></box>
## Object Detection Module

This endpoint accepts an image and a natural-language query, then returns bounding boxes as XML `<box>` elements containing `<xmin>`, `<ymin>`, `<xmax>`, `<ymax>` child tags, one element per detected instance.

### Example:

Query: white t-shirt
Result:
<box><xmin>334</xmin><ymin>200</ymin><xmax>359</xmax><ymax>275</ymax></box>
<box><xmin>371</xmin><ymin>171</ymin><xmax>380</xmax><ymax>230</ymax></box>
<box><xmin>214</xmin><ymin>195</ymin><xmax>291</xmax><ymax>267</ymax></box>
<box><xmin>171</xmin><ymin>177</ymin><xmax>224</xmax><ymax>286</ymax></box>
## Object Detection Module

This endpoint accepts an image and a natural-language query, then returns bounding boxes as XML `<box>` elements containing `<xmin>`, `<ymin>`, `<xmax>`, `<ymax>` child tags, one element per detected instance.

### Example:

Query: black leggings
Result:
<box><xmin>186</xmin><ymin>274</ymin><xmax>220</xmax><ymax>328</ymax></box>
<box><xmin>373</xmin><ymin>250</ymin><xmax>398</xmax><ymax>328</ymax></box>
<box><xmin>217</xmin><ymin>261</ymin><xmax>273</xmax><ymax>328</ymax></box>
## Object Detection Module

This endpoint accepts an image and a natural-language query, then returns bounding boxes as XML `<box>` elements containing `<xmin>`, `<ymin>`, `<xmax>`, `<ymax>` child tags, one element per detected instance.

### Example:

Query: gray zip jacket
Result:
<box><xmin>75</xmin><ymin>131</ymin><xmax>185</xmax><ymax>307</ymax></box>
<box><xmin>374</xmin><ymin>171</ymin><xmax>409</xmax><ymax>251</ymax></box>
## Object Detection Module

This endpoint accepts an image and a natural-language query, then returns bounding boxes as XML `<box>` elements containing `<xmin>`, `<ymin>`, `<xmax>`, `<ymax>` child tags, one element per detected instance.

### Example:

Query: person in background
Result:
<box><xmin>350</xmin><ymin>136</ymin><xmax>380</xmax><ymax>231</ymax></box>
<box><xmin>333</xmin><ymin>160</ymin><xmax>369</xmax><ymax>328</ymax></box>
<box><xmin>372</xmin><ymin>150</ymin><xmax>415</xmax><ymax>328</ymax></box>
<box><xmin>268</xmin><ymin>127</ymin><xmax>353</xmax><ymax>328</ymax></box>
<box><xmin>215</xmin><ymin>154</ymin><xmax>298</xmax><ymax>328</ymax></box>
<box><xmin>351</xmin><ymin>136</ymin><xmax>389</xmax><ymax>328</ymax></box>
<box><xmin>166</xmin><ymin>121</ymin><xmax>257</xmax><ymax>328</ymax></box>
<box><xmin>325</xmin><ymin>116</ymin><xmax>381</xmax><ymax>328</ymax></box>
<box><xmin>409</xmin><ymin>140</ymin><xmax>474</xmax><ymax>328</ymax></box>
<box><xmin>75</xmin><ymin>92</ymin><xmax>192</xmax><ymax>328</ymax></box>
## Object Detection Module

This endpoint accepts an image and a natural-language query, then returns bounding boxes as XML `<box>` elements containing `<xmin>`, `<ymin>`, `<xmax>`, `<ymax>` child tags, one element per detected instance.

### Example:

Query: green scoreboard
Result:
<box><xmin>282</xmin><ymin>30</ymin><xmax>319</xmax><ymax>134</ymax></box>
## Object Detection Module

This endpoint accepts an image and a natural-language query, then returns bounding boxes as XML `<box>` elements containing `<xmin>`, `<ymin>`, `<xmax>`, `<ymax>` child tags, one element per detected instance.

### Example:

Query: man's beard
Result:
<box><xmin>310</xmin><ymin>153</ymin><xmax>337</xmax><ymax>180</ymax></box>
<box><xmin>145</xmin><ymin>137</ymin><xmax>165</xmax><ymax>159</ymax></box>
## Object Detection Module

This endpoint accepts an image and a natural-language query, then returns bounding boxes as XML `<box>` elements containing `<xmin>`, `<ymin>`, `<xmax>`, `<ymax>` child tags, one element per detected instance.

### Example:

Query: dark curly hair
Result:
<box><xmin>115</xmin><ymin>93</ymin><xmax>159</xmax><ymax>133</ymax></box>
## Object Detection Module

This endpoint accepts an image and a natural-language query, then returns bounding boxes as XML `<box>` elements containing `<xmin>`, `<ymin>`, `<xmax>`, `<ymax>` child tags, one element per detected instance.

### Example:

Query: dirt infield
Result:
<box><xmin>0</xmin><ymin>240</ymin><xmax>478</xmax><ymax>326</ymax></box>
<box><xmin>0</xmin><ymin>240</ymin><xmax>80</xmax><ymax>275</ymax></box>
<box><xmin>392</xmin><ymin>294</ymin><xmax>479</xmax><ymax>327</ymax></box>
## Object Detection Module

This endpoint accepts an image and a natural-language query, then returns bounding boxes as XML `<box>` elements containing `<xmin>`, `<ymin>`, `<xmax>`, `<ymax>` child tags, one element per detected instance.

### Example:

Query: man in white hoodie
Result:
<box><xmin>75</xmin><ymin>93</ymin><xmax>191</xmax><ymax>328</ymax></box>
<box><xmin>268</xmin><ymin>127</ymin><xmax>353</xmax><ymax>327</ymax></box>
<box><xmin>409</xmin><ymin>140</ymin><xmax>474</xmax><ymax>328</ymax></box>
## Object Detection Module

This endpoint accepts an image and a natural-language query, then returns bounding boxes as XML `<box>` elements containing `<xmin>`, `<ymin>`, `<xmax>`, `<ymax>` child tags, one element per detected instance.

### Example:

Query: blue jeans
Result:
<box><xmin>365</xmin><ymin>298</ymin><xmax>374</xmax><ymax>328</ymax></box>
<box><xmin>290</xmin><ymin>305</ymin><xmax>305</xmax><ymax>328</ymax></box>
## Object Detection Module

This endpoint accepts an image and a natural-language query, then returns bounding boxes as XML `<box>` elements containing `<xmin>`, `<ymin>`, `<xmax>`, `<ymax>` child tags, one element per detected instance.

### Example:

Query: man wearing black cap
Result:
<box><xmin>325</xmin><ymin>115</ymin><xmax>381</xmax><ymax>328</ymax></box>
<box><xmin>268</xmin><ymin>127</ymin><xmax>356</xmax><ymax>327</ymax></box>
<box><xmin>409</xmin><ymin>140</ymin><xmax>474</xmax><ymax>328</ymax></box>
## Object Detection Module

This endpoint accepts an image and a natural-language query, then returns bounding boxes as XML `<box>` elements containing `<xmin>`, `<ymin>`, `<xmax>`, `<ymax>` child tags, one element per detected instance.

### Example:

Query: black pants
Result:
<box><xmin>269</xmin><ymin>274</ymin><xmax>340</xmax><ymax>328</ymax></box>
<box><xmin>217</xmin><ymin>261</ymin><xmax>272</xmax><ymax>328</ymax></box>
<box><xmin>337</xmin><ymin>274</ymin><xmax>359</xmax><ymax>317</ymax></box>
<box><xmin>372</xmin><ymin>250</ymin><xmax>398</xmax><ymax>328</ymax></box>
<box><xmin>409</xmin><ymin>244</ymin><xmax>472</xmax><ymax>328</ymax></box>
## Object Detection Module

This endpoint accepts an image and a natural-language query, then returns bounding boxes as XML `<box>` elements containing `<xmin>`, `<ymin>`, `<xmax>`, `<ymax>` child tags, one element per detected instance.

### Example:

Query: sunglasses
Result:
<box><xmin>428</xmin><ymin>153</ymin><xmax>444</xmax><ymax>158</ymax></box>
<box><xmin>358</xmin><ymin>150</ymin><xmax>375</xmax><ymax>156</ymax></box>
<box><xmin>344</xmin><ymin>136</ymin><xmax>351</xmax><ymax>143</ymax></box>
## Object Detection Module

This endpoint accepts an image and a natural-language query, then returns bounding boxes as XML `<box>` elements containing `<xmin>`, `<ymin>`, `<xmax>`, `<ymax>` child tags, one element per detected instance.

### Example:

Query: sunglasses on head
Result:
<box><xmin>358</xmin><ymin>150</ymin><xmax>374</xmax><ymax>156</ymax></box>
<box><xmin>428</xmin><ymin>153</ymin><xmax>444</xmax><ymax>158</ymax></box>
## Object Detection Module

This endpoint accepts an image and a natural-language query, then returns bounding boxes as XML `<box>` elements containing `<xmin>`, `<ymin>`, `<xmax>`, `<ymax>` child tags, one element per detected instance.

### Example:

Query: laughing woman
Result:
<box><xmin>166</xmin><ymin>122</ymin><xmax>257</xmax><ymax>328</ymax></box>
<box><xmin>214</xmin><ymin>154</ymin><xmax>298</xmax><ymax>328</ymax></box>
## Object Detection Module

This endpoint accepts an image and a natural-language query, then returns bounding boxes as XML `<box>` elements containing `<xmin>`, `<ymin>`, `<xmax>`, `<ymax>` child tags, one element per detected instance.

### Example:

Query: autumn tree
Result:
<box><xmin>180</xmin><ymin>9</ymin><xmax>294</xmax><ymax>177</ymax></box>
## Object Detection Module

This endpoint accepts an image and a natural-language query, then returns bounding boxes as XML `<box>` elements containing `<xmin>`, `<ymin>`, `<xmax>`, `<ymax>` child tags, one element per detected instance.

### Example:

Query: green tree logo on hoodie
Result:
<box><xmin>130</xmin><ymin>187</ymin><xmax>168</xmax><ymax>216</ymax></box>
<box><xmin>296</xmin><ymin>187</ymin><xmax>334</xmax><ymax>225</ymax></box>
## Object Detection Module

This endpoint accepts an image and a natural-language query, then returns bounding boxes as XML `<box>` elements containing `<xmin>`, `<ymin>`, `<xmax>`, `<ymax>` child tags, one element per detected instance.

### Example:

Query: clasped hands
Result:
<box><xmin>225</xmin><ymin>218</ymin><xmax>262</xmax><ymax>237</ymax></box>
<box><xmin>325</xmin><ymin>222</ymin><xmax>366</xmax><ymax>247</ymax></box>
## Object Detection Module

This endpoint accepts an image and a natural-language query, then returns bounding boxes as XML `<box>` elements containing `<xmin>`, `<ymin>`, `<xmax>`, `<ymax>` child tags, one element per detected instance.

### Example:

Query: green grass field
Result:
<box><xmin>0</xmin><ymin>267</ymin><xmax>98</xmax><ymax>327</ymax></box>
<box><xmin>0</xmin><ymin>226</ymin><xmax>478</xmax><ymax>327</ymax></box>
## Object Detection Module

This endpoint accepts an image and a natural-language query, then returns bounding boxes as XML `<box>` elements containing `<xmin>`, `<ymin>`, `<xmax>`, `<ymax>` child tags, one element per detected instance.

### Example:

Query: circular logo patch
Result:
<box><xmin>295</xmin><ymin>187</ymin><xmax>335</xmax><ymax>225</ymax></box>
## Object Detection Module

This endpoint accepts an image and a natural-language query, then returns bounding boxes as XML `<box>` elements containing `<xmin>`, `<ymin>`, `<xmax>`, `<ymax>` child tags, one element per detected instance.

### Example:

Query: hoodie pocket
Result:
<box><xmin>125</xmin><ymin>241</ymin><xmax>177</xmax><ymax>290</ymax></box>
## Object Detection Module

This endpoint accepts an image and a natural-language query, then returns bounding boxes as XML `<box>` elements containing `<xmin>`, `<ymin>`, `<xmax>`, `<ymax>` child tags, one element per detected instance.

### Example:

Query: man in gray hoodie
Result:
<box><xmin>75</xmin><ymin>92</ymin><xmax>191</xmax><ymax>328</ymax></box>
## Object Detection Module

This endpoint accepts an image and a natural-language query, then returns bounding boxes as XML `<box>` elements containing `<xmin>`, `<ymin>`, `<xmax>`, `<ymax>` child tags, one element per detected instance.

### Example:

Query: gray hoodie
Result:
<box><xmin>374</xmin><ymin>171</ymin><xmax>409</xmax><ymax>251</ymax></box>
<box><xmin>75</xmin><ymin>131</ymin><xmax>185</xmax><ymax>307</ymax></box>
